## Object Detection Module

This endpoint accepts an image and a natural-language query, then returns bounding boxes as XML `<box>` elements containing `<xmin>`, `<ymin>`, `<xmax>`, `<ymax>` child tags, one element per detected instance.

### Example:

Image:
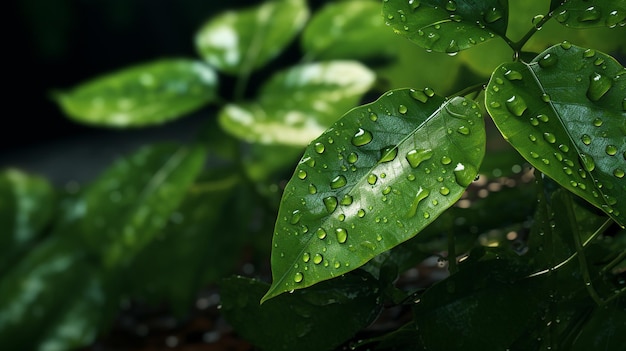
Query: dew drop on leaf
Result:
<box><xmin>330</xmin><ymin>175</ymin><xmax>347</xmax><ymax>189</ymax></box>
<box><xmin>323</xmin><ymin>196</ymin><xmax>338</xmax><ymax>213</ymax></box>
<box><xmin>606</xmin><ymin>145</ymin><xmax>618</xmax><ymax>156</ymax></box>
<box><xmin>543</xmin><ymin>132</ymin><xmax>557</xmax><ymax>144</ymax></box>
<box><xmin>504</xmin><ymin>69</ymin><xmax>523</xmax><ymax>81</ymax></box>
<box><xmin>440</xmin><ymin>156</ymin><xmax>452</xmax><ymax>165</ymax></box>
<box><xmin>308</xmin><ymin>184</ymin><xmax>317</xmax><ymax>194</ymax></box>
<box><xmin>340</xmin><ymin>194</ymin><xmax>353</xmax><ymax>206</ymax></box>
<box><xmin>580</xmin><ymin>153</ymin><xmax>596</xmax><ymax>172</ymax></box>
<box><xmin>367</xmin><ymin>174</ymin><xmax>378</xmax><ymax>185</ymax></box>
<box><xmin>538</xmin><ymin>53</ymin><xmax>558</xmax><ymax>68</ymax></box>
<box><xmin>290</xmin><ymin>210</ymin><xmax>302</xmax><ymax>224</ymax></box>
<box><xmin>457</xmin><ymin>126</ymin><xmax>470</xmax><ymax>135</ymax></box>
<box><xmin>410</xmin><ymin>89</ymin><xmax>429</xmax><ymax>103</ymax></box>
<box><xmin>581</xmin><ymin>134</ymin><xmax>592</xmax><ymax>145</ymax></box>
<box><xmin>454</xmin><ymin>163</ymin><xmax>477</xmax><ymax>187</ymax></box>
<box><xmin>593</xmin><ymin>118</ymin><xmax>603</xmax><ymax>127</ymax></box>
<box><xmin>587</xmin><ymin>72</ymin><xmax>612</xmax><ymax>102</ymax></box>
<box><xmin>297</xmin><ymin>169</ymin><xmax>307</xmax><ymax>180</ymax></box>
<box><xmin>379</xmin><ymin>146</ymin><xmax>398</xmax><ymax>163</ymax></box>
<box><xmin>406</xmin><ymin>149</ymin><xmax>433</xmax><ymax>168</ymax></box>
<box><xmin>314</xmin><ymin>142</ymin><xmax>325</xmax><ymax>154</ymax></box>
<box><xmin>352</xmin><ymin>128</ymin><xmax>373</xmax><ymax>146</ymax></box>
<box><xmin>294</xmin><ymin>272</ymin><xmax>303</xmax><ymax>283</ymax></box>
<box><xmin>614</xmin><ymin>169</ymin><xmax>625</xmax><ymax>178</ymax></box>
<box><xmin>302</xmin><ymin>253</ymin><xmax>310</xmax><ymax>263</ymax></box>
<box><xmin>439</xmin><ymin>186</ymin><xmax>450</xmax><ymax>196</ymax></box>
<box><xmin>313</xmin><ymin>254</ymin><xmax>323</xmax><ymax>264</ymax></box>
<box><xmin>506</xmin><ymin>95</ymin><xmax>528</xmax><ymax>116</ymax></box>
<box><xmin>578</xmin><ymin>6</ymin><xmax>601</xmax><ymax>22</ymax></box>
<box><xmin>316</xmin><ymin>227</ymin><xmax>327</xmax><ymax>239</ymax></box>
<box><xmin>335</xmin><ymin>228</ymin><xmax>348</xmax><ymax>244</ymax></box>
<box><xmin>398</xmin><ymin>104</ymin><xmax>408</xmax><ymax>114</ymax></box>
<box><xmin>484</xmin><ymin>7</ymin><xmax>503</xmax><ymax>23</ymax></box>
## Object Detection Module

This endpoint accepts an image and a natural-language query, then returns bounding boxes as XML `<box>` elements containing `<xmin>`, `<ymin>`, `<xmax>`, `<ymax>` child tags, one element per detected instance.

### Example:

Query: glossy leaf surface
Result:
<box><xmin>65</xmin><ymin>143</ymin><xmax>206</xmax><ymax>267</ymax></box>
<box><xmin>222</xmin><ymin>274</ymin><xmax>382</xmax><ymax>351</ymax></box>
<box><xmin>54</xmin><ymin>59</ymin><xmax>217</xmax><ymax>127</ymax></box>
<box><xmin>551</xmin><ymin>0</ymin><xmax>626</xmax><ymax>28</ymax></box>
<box><xmin>0</xmin><ymin>169</ymin><xmax>55</xmax><ymax>272</ymax></box>
<box><xmin>301</xmin><ymin>0</ymin><xmax>402</xmax><ymax>60</ymax></box>
<box><xmin>263</xmin><ymin>89</ymin><xmax>486</xmax><ymax>302</ymax></box>
<box><xmin>219</xmin><ymin>61</ymin><xmax>375</xmax><ymax>146</ymax></box>
<box><xmin>382</xmin><ymin>0</ymin><xmax>508</xmax><ymax>54</ymax></box>
<box><xmin>195</xmin><ymin>0</ymin><xmax>308</xmax><ymax>75</ymax></box>
<box><xmin>486</xmin><ymin>43</ymin><xmax>626</xmax><ymax>227</ymax></box>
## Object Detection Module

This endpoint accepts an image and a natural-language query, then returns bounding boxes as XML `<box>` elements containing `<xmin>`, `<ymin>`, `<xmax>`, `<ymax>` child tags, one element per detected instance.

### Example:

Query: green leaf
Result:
<box><xmin>54</xmin><ymin>59</ymin><xmax>217</xmax><ymax>127</ymax></box>
<box><xmin>0</xmin><ymin>238</ymin><xmax>109</xmax><ymax>351</ymax></box>
<box><xmin>219</xmin><ymin>61</ymin><xmax>376</xmax><ymax>146</ymax></box>
<box><xmin>485</xmin><ymin>43</ymin><xmax>626</xmax><ymax>227</ymax></box>
<box><xmin>61</xmin><ymin>143</ymin><xmax>207</xmax><ymax>267</ymax></box>
<box><xmin>222</xmin><ymin>274</ymin><xmax>383</xmax><ymax>351</ymax></box>
<box><xmin>551</xmin><ymin>0</ymin><xmax>626</xmax><ymax>28</ymax></box>
<box><xmin>0</xmin><ymin>169</ymin><xmax>55</xmax><ymax>272</ymax></box>
<box><xmin>195</xmin><ymin>0</ymin><xmax>309</xmax><ymax>75</ymax></box>
<box><xmin>124</xmin><ymin>169</ymin><xmax>240</xmax><ymax>314</ymax></box>
<box><xmin>262</xmin><ymin>89</ymin><xmax>486</xmax><ymax>302</ymax></box>
<box><xmin>571</xmin><ymin>298</ymin><xmax>626</xmax><ymax>351</ymax></box>
<box><xmin>301</xmin><ymin>0</ymin><xmax>403</xmax><ymax>61</ymax></box>
<box><xmin>382</xmin><ymin>0</ymin><xmax>509</xmax><ymax>54</ymax></box>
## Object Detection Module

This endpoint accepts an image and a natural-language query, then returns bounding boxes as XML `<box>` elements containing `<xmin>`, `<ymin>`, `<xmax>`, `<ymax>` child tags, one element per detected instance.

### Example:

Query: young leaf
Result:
<box><xmin>222</xmin><ymin>274</ymin><xmax>383</xmax><ymax>351</ymax></box>
<box><xmin>551</xmin><ymin>0</ymin><xmax>626</xmax><ymax>28</ymax></box>
<box><xmin>59</xmin><ymin>143</ymin><xmax>207</xmax><ymax>267</ymax></box>
<box><xmin>301</xmin><ymin>0</ymin><xmax>403</xmax><ymax>60</ymax></box>
<box><xmin>382</xmin><ymin>0</ymin><xmax>509</xmax><ymax>55</ymax></box>
<box><xmin>262</xmin><ymin>89</ymin><xmax>486</xmax><ymax>302</ymax></box>
<box><xmin>0</xmin><ymin>169</ymin><xmax>55</xmax><ymax>272</ymax></box>
<box><xmin>219</xmin><ymin>61</ymin><xmax>375</xmax><ymax>146</ymax></box>
<box><xmin>485</xmin><ymin>43</ymin><xmax>625</xmax><ymax>227</ymax></box>
<box><xmin>54</xmin><ymin>59</ymin><xmax>217</xmax><ymax>127</ymax></box>
<box><xmin>195</xmin><ymin>0</ymin><xmax>309</xmax><ymax>75</ymax></box>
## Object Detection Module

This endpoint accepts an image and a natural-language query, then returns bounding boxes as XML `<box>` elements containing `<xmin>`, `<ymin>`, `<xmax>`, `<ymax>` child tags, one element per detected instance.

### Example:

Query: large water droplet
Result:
<box><xmin>406</xmin><ymin>148</ymin><xmax>433</xmax><ymax>168</ymax></box>
<box><xmin>340</xmin><ymin>194</ymin><xmax>353</xmax><ymax>206</ymax></box>
<box><xmin>294</xmin><ymin>272</ymin><xmax>303</xmax><ymax>283</ymax></box>
<box><xmin>410</xmin><ymin>89</ymin><xmax>429</xmax><ymax>103</ymax></box>
<box><xmin>605</xmin><ymin>145</ymin><xmax>618</xmax><ymax>156</ymax></box>
<box><xmin>446</xmin><ymin>40</ymin><xmax>459</xmax><ymax>56</ymax></box>
<box><xmin>441</xmin><ymin>156</ymin><xmax>452</xmax><ymax>165</ymax></box>
<box><xmin>313</xmin><ymin>254</ymin><xmax>323</xmax><ymax>264</ymax></box>
<box><xmin>606</xmin><ymin>9</ymin><xmax>626</xmax><ymax>28</ymax></box>
<box><xmin>314</xmin><ymin>142</ymin><xmax>325</xmax><ymax>154</ymax></box>
<box><xmin>555</xmin><ymin>9</ymin><xmax>569</xmax><ymax>23</ymax></box>
<box><xmin>398</xmin><ymin>104</ymin><xmax>408</xmax><ymax>114</ymax></box>
<box><xmin>445</xmin><ymin>0</ymin><xmax>457</xmax><ymax>11</ymax></box>
<box><xmin>578</xmin><ymin>6</ymin><xmax>601</xmax><ymax>22</ymax></box>
<box><xmin>330</xmin><ymin>175</ymin><xmax>347</xmax><ymax>189</ymax></box>
<box><xmin>336</xmin><ymin>228</ymin><xmax>348</xmax><ymax>244</ymax></box>
<box><xmin>484</xmin><ymin>7</ymin><xmax>503</xmax><ymax>23</ymax></box>
<box><xmin>316</xmin><ymin>228</ymin><xmax>327</xmax><ymax>239</ymax></box>
<box><xmin>380</xmin><ymin>146</ymin><xmax>398</xmax><ymax>163</ymax></box>
<box><xmin>506</xmin><ymin>95</ymin><xmax>528</xmax><ymax>116</ymax></box>
<box><xmin>504</xmin><ymin>69</ymin><xmax>523</xmax><ymax>81</ymax></box>
<box><xmin>297</xmin><ymin>169</ymin><xmax>307</xmax><ymax>180</ymax></box>
<box><xmin>407</xmin><ymin>187</ymin><xmax>429</xmax><ymax>218</ymax></box>
<box><xmin>543</xmin><ymin>132</ymin><xmax>556</xmax><ymax>144</ymax></box>
<box><xmin>367</xmin><ymin>174</ymin><xmax>377</xmax><ymax>185</ymax></box>
<box><xmin>323</xmin><ymin>196</ymin><xmax>338</xmax><ymax>213</ymax></box>
<box><xmin>593</xmin><ymin>118</ymin><xmax>603</xmax><ymax>127</ymax></box>
<box><xmin>614</xmin><ymin>168</ymin><xmax>625</xmax><ymax>178</ymax></box>
<box><xmin>457</xmin><ymin>126</ymin><xmax>470</xmax><ymax>135</ymax></box>
<box><xmin>290</xmin><ymin>210</ymin><xmax>302</xmax><ymax>224</ymax></box>
<box><xmin>532</xmin><ymin>15</ymin><xmax>544</xmax><ymax>29</ymax></box>
<box><xmin>587</xmin><ymin>72</ymin><xmax>612</xmax><ymax>101</ymax></box>
<box><xmin>454</xmin><ymin>163</ymin><xmax>477</xmax><ymax>187</ymax></box>
<box><xmin>302</xmin><ymin>253</ymin><xmax>310</xmax><ymax>263</ymax></box>
<box><xmin>581</xmin><ymin>134</ymin><xmax>592</xmax><ymax>145</ymax></box>
<box><xmin>352</xmin><ymin>128</ymin><xmax>373</xmax><ymax>146</ymax></box>
<box><xmin>538</xmin><ymin>53</ymin><xmax>558</xmax><ymax>68</ymax></box>
<box><xmin>580</xmin><ymin>153</ymin><xmax>596</xmax><ymax>172</ymax></box>
<box><xmin>439</xmin><ymin>186</ymin><xmax>450</xmax><ymax>195</ymax></box>
<box><xmin>308</xmin><ymin>184</ymin><xmax>317</xmax><ymax>194</ymax></box>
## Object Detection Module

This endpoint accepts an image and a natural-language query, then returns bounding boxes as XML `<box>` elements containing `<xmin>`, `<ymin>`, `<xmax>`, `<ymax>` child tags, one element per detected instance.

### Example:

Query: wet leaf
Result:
<box><xmin>301</xmin><ymin>0</ymin><xmax>403</xmax><ymax>61</ymax></box>
<box><xmin>0</xmin><ymin>169</ymin><xmax>55</xmax><ymax>272</ymax></box>
<box><xmin>551</xmin><ymin>0</ymin><xmax>626</xmax><ymax>29</ymax></box>
<box><xmin>486</xmin><ymin>43</ymin><xmax>626</xmax><ymax>227</ymax></box>
<box><xmin>263</xmin><ymin>89</ymin><xmax>486</xmax><ymax>302</ymax></box>
<box><xmin>60</xmin><ymin>143</ymin><xmax>207</xmax><ymax>267</ymax></box>
<box><xmin>222</xmin><ymin>274</ymin><xmax>383</xmax><ymax>351</ymax></box>
<box><xmin>382</xmin><ymin>0</ymin><xmax>508</xmax><ymax>55</ymax></box>
<box><xmin>54</xmin><ymin>59</ymin><xmax>217</xmax><ymax>127</ymax></box>
<box><xmin>571</xmin><ymin>298</ymin><xmax>626</xmax><ymax>351</ymax></box>
<box><xmin>219</xmin><ymin>61</ymin><xmax>375</xmax><ymax>146</ymax></box>
<box><xmin>195</xmin><ymin>0</ymin><xmax>309</xmax><ymax>75</ymax></box>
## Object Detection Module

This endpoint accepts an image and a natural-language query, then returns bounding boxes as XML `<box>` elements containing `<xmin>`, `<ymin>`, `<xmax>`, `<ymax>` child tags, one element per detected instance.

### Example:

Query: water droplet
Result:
<box><xmin>593</xmin><ymin>118</ymin><xmax>603</xmax><ymax>127</ymax></box>
<box><xmin>410</xmin><ymin>89</ymin><xmax>429</xmax><ymax>103</ymax></box>
<box><xmin>560</xmin><ymin>41</ymin><xmax>572</xmax><ymax>50</ymax></box>
<box><xmin>367</xmin><ymin>174</ymin><xmax>377</xmax><ymax>185</ymax></box>
<box><xmin>537</xmin><ymin>114</ymin><xmax>549</xmax><ymax>122</ymax></box>
<box><xmin>330</xmin><ymin>175</ymin><xmax>347</xmax><ymax>189</ymax></box>
<box><xmin>445</xmin><ymin>0</ymin><xmax>457</xmax><ymax>11</ymax></box>
<box><xmin>606</xmin><ymin>9</ymin><xmax>625</xmax><ymax>28</ymax></box>
<box><xmin>529</xmin><ymin>117</ymin><xmax>539</xmax><ymax>126</ymax></box>
<box><xmin>369</xmin><ymin>112</ymin><xmax>378</xmax><ymax>121</ymax></box>
<box><xmin>446</xmin><ymin>40</ymin><xmax>459</xmax><ymax>56</ymax></box>
<box><xmin>506</xmin><ymin>95</ymin><xmax>528</xmax><ymax>116</ymax></box>
<box><xmin>310</xmin><ymin>253</ymin><xmax>323</xmax><ymax>265</ymax></box>
<box><xmin>529</xmin><ymin>134</ymin><xmax>537</xmax><ymax>142</ymax></box>
<box><xmin>538</xmin><ymin>53</ymin><xmax>558</xmax><ymax>68</ymax></box>
<box><xmin>380</xmin><ymin>146</ymin><xmax>398</xmax><ymax>163</ymax></box>
<box><xmin>594</xmin><ymin>57</ymin><xmax>605</xmax><ymax>66</ymax></box>
<box><xmin>454</xmin><ymin>163</ymin><xmax>477</xmax><ymax>187</ymax></box>
<box><xmin>578</xmin><ymin>6</ymin><xmax>601</xmax><ymax>22</ymax></box>
<box><xmin>441</xmin><ymin>156</ymin><xmax>452</xmax><ymax>165</ymax></box>
<box><xmin>398</xmin><ymin>105</ymin><xmax>408</xmax><ymax>114</ymax></box>
<box><xmin>484</xmin><ymin>7</ymin><xmax>503</xmax><ymax>23</ymax></box>
<box><xmin>541</xmin><ymin>94</ymin><xmax>551</xmax><ymax>102</ymax></box>
<box><xmin>457</xmin><ymin>126</ymin><xmax>470</xmax><ymax>135</ymax></box>
<box><xmin>559</xmin><ymin>144</ymin><xmax>570</xmax><ymax>153</ymax></box>
<box><xmin>581</xmin><ymin>134</ymin><xmax>592</xmax><ymax>145</ymax></box>
<box><xmin>614</xmin><ymin>168</ymin><xmax>625</xmax><ymax>178</ymax></box>
<box><xmin>294</xmin><ymin>272</ymin><xmax>303</xmax><ymax>283</ymax></box>
<box><xmin>606</xmin><ymin>145</ymin><xmax>618</xmax><ymax>156</ymax></box>
<box><xmin>489</xmin><ymin>101</ymin><xmax>501</xmax><ymax>108</ymax></box>
<box><xmin>563</xmin><ymin>167</ymin><xmax>573</xmax><ymax>175</ymax></box>
<box><xmin>352</xmin><ymin>128</ymin><xmax>373</xmax><ymax>146</ymax></box>
<box><xmin>587</xmin><ymin>72</ymin><xmax>612</xmax><ymax>101</ymax></box>
<box><xmin>554</xmin><ymin>152</ymin><xmax>563</xmax><ymax>161</ymax></box>
<box><xmin>290</xmin><ymin>210</ymin><xmax>302</xmax><ymax>224</ymax></box>
<box><xmin>583</xmin><ymin>49</ymin><xmax>596</xmax><ymax>58</ymax></box>
<box><xmin>302</xmin><ymin>253</ymin><xmax>310</xmax><ymax>263</ymax></box>
<box><xmin>530</xmin><ymin>151</ymin><xmax>539</xmax><ymax>158</ymax></box>
<box><xmin>555</xmin><ymin>10</ymin><xmax>569</xmax><ymax>23</ymax></box>
<box><xmin>314</xmin><ymin>142</ymin><xmax>325</xmax><ymax>154</ymax></box>
<box><xmin>336</xmin><ymin>228</ymin><xmax>348</xmax><ymax>243</ymax></box>
<box><xmin>580</xmin><ymin>153</ymin><xmax>596</xmax><ymax>172</ymax></box>
<box><xmin>543</xmin><ymin>132</ymin><xmax>556</xmax><ymax>144</ymax></box>
<box><xmin>323</xmin><ymin>196</ymin><xmax>338</xmax><ymax>213</ymax></box>
<box><xmin>423</xmin><ymin>212</ymin><xmax>430</xmax><ymax>219</ymax></box>
<box><xmin>297</xmin><ymin>169</ymin><xmax>307</xmax><ymax>180</ymax></box>
<box><xmin>532</xmin><ymin>14</ymin><xmax>544</xmax><ymax>29</ymax></box>
<box><xmin>308</xmin><ymin>184</ymin><xmax>317</xmax><ymax>194</ymax></box>
<box><xmin>338</xmin><ymin>214</ymin><xmax>345</xmax><ymax>221</ymax></box>
<box><xmin>424</xmin><ymin>87</ymin><xmax>435</xmax><ymax>97</ymax></box>
<box><xmin>406</xmin><ymin>148</ymin><xmax>433</xmax><ymax>168</ymax></box>
<box><xmin>316</xmin><ymin>228</ymin><xmax>327</xmax><ymax>239</ymax></box>
<box><xmin>340</xmin><ymin>194</ymin><xmax>353</xmax><ymax>206</ymax></box>
<box><xmin>406</xmin><ymin>187</ymin><xmax>429</xmax><ymax>218</ymax></box>
<box><xmin>504</xmin><ymin>69</ymin><xmax>523</xmax><ymax>81</ymax></box>
<box><xmin>357</xmin><ymin>209</ymin><xmax>366</xmax><ymax>217</ymax></box>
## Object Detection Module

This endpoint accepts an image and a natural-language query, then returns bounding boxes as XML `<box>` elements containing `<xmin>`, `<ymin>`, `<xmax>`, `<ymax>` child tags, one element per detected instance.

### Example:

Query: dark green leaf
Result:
<box><xmin>195</xmin><ymin>0</ymin><xmax>309</xmax><ymax>75</ymax></box>
<box><xmin>54</xmin><ymin>59</ymin><xmax>217</xmax><ymax>127</ymax></box>
<box><xmin>263</xmin><ymin>89</ymin><xmax>486</xmax><ymax>302</ymax></box>
<box><xmin>301</xmin><ymin>0</ymin><xmax>403</xmax><ymax>60</ymax></box>
<box><xmin>61</xmin><ymin>143</ymin><xmax>207</xmax><ymax>267</ymax></box>
<box><xmin>0</xmin><ymin>238</ymin><xmax>108</xmax><ymax>351</ymax></box>
<box><xmin>571</xmin><ymin>298</ymin><xmax>626</xmax><ymax>351</ymax></box>
<box><xmin>222</xmin><ymin>274</ymin><xmax>383</xmax><ymax>351</ymax></box>
<box><xmin>485</xmin><ymin>43</ymin><xmax>626</xmax><ymax>226</ymax></box>
<box><xmin>125</xmin><ymin>169</ymin><xmax>240</xmax><ymax>314</ymax></box>
<box><xmin>0</xmin><ymin>169</ymin><xmax>55</xmax><ymax>272</ymax></box>
<box><xmin>382</xmin><ymin>0</ymin><xmax>509</xmax><ymax>54</ymax></box>
<box><xmin>219</xmin><ymin>61</ymin><xmax>375</xmax><ymax>146</ymax></box>
<box><xmin>551</xmin><ymin>0</ymin><xmax>626</xmax><ymax>28</ymax></box>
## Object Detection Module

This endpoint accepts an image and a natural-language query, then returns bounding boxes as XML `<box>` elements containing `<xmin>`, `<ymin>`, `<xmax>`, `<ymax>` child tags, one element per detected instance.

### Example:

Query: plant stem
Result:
<box><xmin>509</xmin><ymin>11</ymin><xmax>553</xmax><ymax>55</ymax></box>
